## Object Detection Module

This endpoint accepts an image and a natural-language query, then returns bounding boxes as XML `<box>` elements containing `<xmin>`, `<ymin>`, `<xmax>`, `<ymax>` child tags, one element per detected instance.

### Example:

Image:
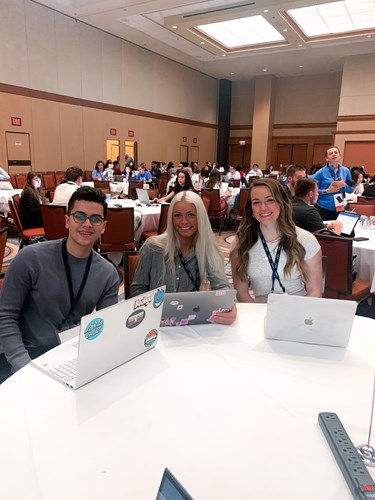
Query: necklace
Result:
<box><xmin>266</xmin><ymin>236</ymin><xmax>280</xmax><ymax>243</ymax></box>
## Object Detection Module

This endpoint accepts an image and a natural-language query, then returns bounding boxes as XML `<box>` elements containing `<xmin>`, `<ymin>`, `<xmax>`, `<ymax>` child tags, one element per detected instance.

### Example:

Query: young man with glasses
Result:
<box><xmin>0</xmin><ymin>186</ymin><xmax>119</xmax><ymax>382</ymax></box>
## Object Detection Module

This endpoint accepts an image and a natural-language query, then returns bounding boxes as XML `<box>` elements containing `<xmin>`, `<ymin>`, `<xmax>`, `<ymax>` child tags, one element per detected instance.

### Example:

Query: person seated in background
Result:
<box><xmin>0</xmin><ymin>186</ymin><xmax>119</xmax><ymax>382</ymax></box>
<box><xmin>123</xmin><ymin>165</ymin><xmax>134</xmax><ymax>182</ymax></box>
<box><xmin>52</xmin><ymin>166</ymin><xmax>83</xmax><ymax>207</ymax></box>
<box><xmin>226</xmin><ymin>165</ymin><xmax>241</xmax><ymax>182</ymax></box>
<box><xmin>308</xmin><ymin>163</ymin><xmax>324</xmax><ymax>175</ymax></box>
<box><xmin>284</xmin><ymin>165</ymin><xmax>306</xmax><ymax>199</ymax></box>
<box><xmin>230</xmin><ymin>178</ymin><xmax>322</xmax><ymax>303</ymax></box>
<box><xmin>157</xmin><ymin>169</ymin><xmax>196</xmax><ymax>203</ymax></box>
<box><xmin>205</xmin><ymin>169</ymin><xmax>231</xmax><ymax>210</ymax></box>
<box><xmin>112</xmin><ymin>160</ymin><xmax>121</xmax><ymax>176</ymax></box>
<box><xmin>19</xmin><ymin>172</ymin><xmax>45</xmax><ymax>229</ymax></box>
<box><xmin>246</xmin><ymin>164</ymin><xmax>263</xmax><ymax>179</ymax></box>
<box><xmin>131</xmin><ymin>191</ymin><xmax>236</xmax><ymax>324</ymax></box>
<box><xmin>265</xmin><ymin>164</ymin><xmax>274</xmax><ymax>175</ymax></box>
<box><xmin>351</xmin><ymin>169</ymin><xmax>365</xmax><ymax>196</ymax></box>
<box><xmin>351</xmin><ymin>165</ymin><xmax>369</xmax><ymax>182</ymax></box>
<box><xmin>0</xmin><ymin>167</ymin><xmax>10</xmax><ymax>180</ymax></box>
<box><xmin>102</xmin><ymin>161</ymin><xmax>115</xmax><ymax>180</ymax></box>
<box><xmin>136</xmin><ymin>164</ymin><xmax>152</xmax><ymax>184</ymax></box>
<box><xmin>292</xmin><ymin>178</ymin><xmax>343</xmax><ymax>235</ymax></box>
<box><xmin>363</xmin><ymin>176</ymin><xmax>375</xmax><ymax>198</ymax></box>
<box><xmin>191</xmin><ymin>166</ymin><xmax>210</xmax><ymax>191</ymax></box>
<box><xmin>150</xmin><ymin>161</ymin><xmax>162</xmax><ymax>180</ymax></box>
<box><xmin>92</xmin><ymin>160</ymin><xmax>105</xmax><ymax>180</ymax></box>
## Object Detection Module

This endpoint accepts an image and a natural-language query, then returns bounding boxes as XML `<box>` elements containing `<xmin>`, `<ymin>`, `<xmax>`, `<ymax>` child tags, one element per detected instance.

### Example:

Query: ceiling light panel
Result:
<box><xmin>288</xmin><ymin>0</ymin><xmax>375</xmax><ymax>37</ymax></box>
<box><xmin>196</xmin><ymin>15</ymin><xmax>285</xmax><ymax>48</ymax></box>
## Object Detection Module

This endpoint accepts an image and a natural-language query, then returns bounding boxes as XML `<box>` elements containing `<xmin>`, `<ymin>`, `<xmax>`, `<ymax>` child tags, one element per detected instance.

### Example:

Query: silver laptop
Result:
<box><xmin>156</xmin><ymin>468</ymin><xmax>193</xmax><ymax>500</ymax></box>
<box><xmin>31</xmin><ymin>287</ymin><xmax>166</xmax><ymax>389</ymax></box>
<box><xmin>136</xmin><ymin>187</ymin><xmax>156</xmax><ymax>206</ymax></box>
<box><xmin>264</xmin><ymin>293</ymin><xmax>356</xmax><ymax>348</ymax></box>
<box><xmin>161</xmin><ymin>289</ymin><xmax>236</xmax><ymax>327</ymax></box>
<box><xmin>0</xmin><ymin>181</ymin><xmax>14</xmax><ymax>190</ymax></box>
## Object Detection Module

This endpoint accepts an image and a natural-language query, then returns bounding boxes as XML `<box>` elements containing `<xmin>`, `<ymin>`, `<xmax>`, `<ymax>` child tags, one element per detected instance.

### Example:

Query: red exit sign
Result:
<box><xmin>11</xmin><ymin>117</ymin><xmax>22</xmax><ymax>126</ymax></box>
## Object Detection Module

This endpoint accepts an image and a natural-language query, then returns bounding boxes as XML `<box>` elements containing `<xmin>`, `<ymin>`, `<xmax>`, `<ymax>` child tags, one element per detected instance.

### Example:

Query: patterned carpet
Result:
<box><xmin>215</xmin><ymin>231</ymin><xmax>235</xmax><ymax>284</ymax></box>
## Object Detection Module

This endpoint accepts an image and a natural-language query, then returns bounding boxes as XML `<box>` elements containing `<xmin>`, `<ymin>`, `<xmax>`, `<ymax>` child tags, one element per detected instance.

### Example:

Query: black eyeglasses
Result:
<box><xmin>69</xmin><ymin>211</ymin><xmax>104</xmax><ymax>225</ymax></box>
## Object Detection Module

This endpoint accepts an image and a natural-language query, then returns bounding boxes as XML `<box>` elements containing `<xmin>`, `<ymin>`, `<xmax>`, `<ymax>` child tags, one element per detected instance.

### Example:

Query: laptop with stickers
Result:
<box><xmin>31</xmin><ymin>287</ymin><xmax>166</xmax><ymax>389</ymax></box>
<box><xmin>264</xmin><ymin>293</ymin><xmax>356</xmax><ymax>348</ymax></box>
<box><xmin>161</xmin><ymin>289</ymin><xmax>236</xmax><ymax>327</ymax></box>
<box><xmin>136</xmin><ymin>187</ymin><xmax>156</xmax><ymax>206</ymax></box>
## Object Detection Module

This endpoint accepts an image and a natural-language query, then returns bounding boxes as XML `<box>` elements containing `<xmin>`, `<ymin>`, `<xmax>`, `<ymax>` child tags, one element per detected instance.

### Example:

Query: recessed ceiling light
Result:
<box><xmin>263</xmin><ymin>68</ymin><xmax>267</xmax><ymax>71</ymax></box>
<box><xmin>222</xmin><ymin>54</ymin><xmax>226</xmax><ymax>57</ymax></box>
<box><xmin>263</xmin><ymin>9</ymin><xmax>269</xmax><ymax>13</ymax></box>
<box><xmin>366</xmin><ymin>35</ymin><xmax>372</xmax><ymax>38</ymax></box>
<box><xmin>172</xmin><ymin>25</ymin><xmax>177</xmax><ymax>29</ymax></box>
<box><xmin>299</xmin><ymin>65</ymin><xmax>303</xmax><ymax>68</ymax></box>
<box><xmin>298</xmin><ymin>43</ymin><xmax>303</xmax><ymax>47</ymax></box>
<box><xmin>283</xmin><ymin>29</ymin><xmax>288</xmax><ymax>32</ymax></box>
<box><xmin>200</xmin><ymin>41</ymin><xmax>205</xmax><ymax>44</ymax></box>
<box><xmin>231</xmin><ymin>72</ymin><xmax>235</xmax><ymax>75</ymax></box>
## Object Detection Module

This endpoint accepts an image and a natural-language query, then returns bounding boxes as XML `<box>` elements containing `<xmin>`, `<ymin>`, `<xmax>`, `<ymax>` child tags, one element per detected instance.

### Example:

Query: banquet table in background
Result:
<box><xmin>0</xmin><ymin>188</ymin><xmax>22</xmax><ymax>213</ymax></box>
<box><xmin>0</xmin><ymin>304</ymin><xmax>375</xmax><ymax>500</ymax></box>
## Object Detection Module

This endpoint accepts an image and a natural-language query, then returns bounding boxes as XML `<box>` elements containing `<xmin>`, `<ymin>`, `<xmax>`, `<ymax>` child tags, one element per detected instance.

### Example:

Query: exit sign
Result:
<box><xmin>11</xmin><ymin>117</ymin><xmax>22</xmax><ymax>126</ymax></box>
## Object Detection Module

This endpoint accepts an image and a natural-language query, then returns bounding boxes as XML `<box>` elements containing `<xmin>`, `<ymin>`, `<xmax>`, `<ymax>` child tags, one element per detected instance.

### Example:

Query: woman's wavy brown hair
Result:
<box><xmin>231</xmin><ymin>178</ymin><xmax>307</xmax><ymax>282</ymax></box>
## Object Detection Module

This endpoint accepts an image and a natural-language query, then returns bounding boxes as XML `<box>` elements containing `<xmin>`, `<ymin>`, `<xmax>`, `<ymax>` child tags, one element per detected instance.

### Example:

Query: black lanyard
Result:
<box><xmin>328</xmin><ymin>164</ymin><xmax>341</xmax><ymax>181</ymax></box>
<box><xmin>58</xmin><ymin>239</ymin><xmax>93</xmax><ymax>330</ymax></box>
<box><xmin>178</xmin><ymin>252</ymin><xmax>200</xmax><ymax>291</ymax></box>
<box><xmin>259</xmin><ymin>231</ymin><xmax>286</xmax><ymax>293</ymax></box>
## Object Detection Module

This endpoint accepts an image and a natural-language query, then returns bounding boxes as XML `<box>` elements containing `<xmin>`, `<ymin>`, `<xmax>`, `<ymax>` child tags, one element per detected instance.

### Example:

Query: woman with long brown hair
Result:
<box><xmin>19</xmin><ymin>171</ymin><xmax>45</xmax><ymax>229</ymax></box>
<box><xmin>230</xmin><ymin>178</ymin><xmax>322</xmax><ymax>303</ymax></box>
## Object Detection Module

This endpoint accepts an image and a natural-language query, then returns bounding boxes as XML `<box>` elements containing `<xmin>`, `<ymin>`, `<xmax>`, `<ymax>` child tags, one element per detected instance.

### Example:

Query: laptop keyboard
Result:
<box><xmin>49</xmin><ymin>359</ymin><xmax>77</xmax><ymax>382</ymax></box>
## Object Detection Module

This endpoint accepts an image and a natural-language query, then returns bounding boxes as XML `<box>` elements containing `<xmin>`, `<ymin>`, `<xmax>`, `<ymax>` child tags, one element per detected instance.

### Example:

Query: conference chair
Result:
<box><xmin>94</xmin><ymin>180</ymin><xmax>110</xmax><ymax>194</ymax></box>
<box><xmin>357</xmin><ymin>196</ymin><xmax>375</xmax><ymax>204</ymax></box>
<box><xmin>202</xmin><ymin>196</ymin><xmax>211</xmax><ymax>214</ymax></box>
<box><xmin>229</xmin><ymin>188</ymin><xmax>249</xmax><ymax>229</ymax></box>
<box><xmin>8</xmin><ymin>198</ymin><xmax>45</xmax><ymax>249</ymax></box>
<box><xmin>84</xmin><ymin>170</ymin><xmax>92</xmax><ymax>182</ymax></box>
<box><xmin>201</xmin><ymin>188</ymin><xmax>226</xmax><ymax>235</ymax></box>
<box><xmin>123</xmin><ymin>251</ymin><xmax>140</xmax><ymax>299</ymax></box>
<box><xmin>314</xmin><ymin>233</ymin><xmax>371</xmax><ymax>302</ymax></box>
<box><xmin>158</xmin><ymin>177</ymin><xmax>168</xmax><ymax>198</ymax></box>
<box><xmin>140</xmin><ymin>203</ymin><xmax>170</xmax><ymax>242</ymax></box>
<box><xmin>42</xmin><ymin>174</ymin><xmax>56</xmax><ymax>201</ymax></box>
<box><xmin>15</xmin><ymin>174</ymin><xmax>26</xmax><ymax>189</ymax></box>
<box><xmin>55</xmin><ymin>174</ymin><xmax>64</xmax><ymax>185</ymax></box>
<box><xmin>147</xmin><ymin>188</ymin><xmax>158</xmax><ymax>200</ymax></box>
<box><xmin>9</xmin><ymin>174</ymin><xmax>17</xmax><ymax>188</ymax></box>
<box><xmin>347</xmin><ymin>203</ymin><xmax>375</xmax><ymax>217</ymax></box>
<box><xmin>0</xmin><ymin>226</ymin><xmax>8</xmax><ymax>287</ymax></box>
<box><xmin>40</xmin><ymin>204</ymin><xmax>68</xmax><ymax>240</ymax></box>
<box><xmin>99</xmin><ymin>207</ymin><xmax>135</xmax><ymax>254</ymax></box>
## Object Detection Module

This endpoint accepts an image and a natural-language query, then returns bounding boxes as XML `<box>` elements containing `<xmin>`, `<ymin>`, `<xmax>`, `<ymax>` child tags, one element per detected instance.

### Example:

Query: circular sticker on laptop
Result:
<box><xmin>153</xmin><ymin>288</ymin><xmax>165</xmax><ymax>308</ymax></box>
<box><xmin>126</xmin><ymin>309</ymin><xmax>145</xmax><ymax>329</ymax></box>
<box><xmin>144</xmin><ymin>329</ymin><xmax>158</xmax><ymax>347</ymax></box>
<box><xmin>84</xmin><ymin>318</ymin><xmax>104</xmax><ymax>341</ymax></box>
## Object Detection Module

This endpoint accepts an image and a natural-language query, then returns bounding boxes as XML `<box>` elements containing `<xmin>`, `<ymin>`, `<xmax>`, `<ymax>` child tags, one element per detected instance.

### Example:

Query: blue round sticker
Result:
<box><xmin>153</xmin><ymin>288</ymin><xmax>165</xmax><ymax>308</ymax></box>
<box><xmin>84</xmin><ymin>318</ymin><xmax>104</xmax><ymax>341</ymax></box>
<box><xmin>126</xmin><ymin>309</ymin><xmax>146</xmax><ymax>329</ymax></box>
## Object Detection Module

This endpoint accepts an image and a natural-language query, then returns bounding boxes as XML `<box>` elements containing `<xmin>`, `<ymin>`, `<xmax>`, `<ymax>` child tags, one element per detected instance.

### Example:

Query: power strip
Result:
<box><xmin>319</xmin><ymin>412</ymin><xmax>375</xmax><ymax>499</ymax></box>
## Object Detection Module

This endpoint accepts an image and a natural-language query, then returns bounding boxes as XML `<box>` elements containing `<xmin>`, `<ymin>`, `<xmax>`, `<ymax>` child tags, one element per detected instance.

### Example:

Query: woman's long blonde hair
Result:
<box><xmin>148</xmin><ymin>191</ymin><xmax>226</xmax><ymax>283</ymax></box>
<box><xmin>231</xmin><ymin>178</ymin><xmax>307</xmax><ymax>282</ymax></box>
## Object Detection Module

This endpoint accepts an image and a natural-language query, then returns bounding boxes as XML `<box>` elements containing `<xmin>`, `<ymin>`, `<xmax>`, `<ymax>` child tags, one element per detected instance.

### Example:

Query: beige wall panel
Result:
<box><xmin>26</xmin><ymin>1</ymin><xmax>58</xmax><ymax>93</ymax></box>
<box><xmin>30</xmin><ymin>98</ymin><xmax>61</xmax><ymax>171</ymax></box>
<box><xmin>79</xmin><ymin>23</ymin><xmax>103</xmax><ymax>102</ymax></box>
<box><xmin>82</xmin><ymin>107</ymin><xmax>117</xmax><ymax>168</ymax></box>
<box><xmin>102</xmin><ymin>32</ymin><xmax>123</xmax><ymax>105</ymax></box>
<box><xmin>55</xmin><ymin>12</ymin><xmax>82</xmax><ymax>97</ymax></box>
<box><xmin>0</xmin><ymin>0</ymin><xmax>29</xmax><ymax>87</ymax></box>
<box><xmin>59</xmin><ymin>103</ymin><xmax>84</xmax><ymax>168</ymax></box>
<box><xmin>231</xmin><ymin>80</ymin><xmax>255</xmax><ymax>125</ymax></box>
<box><xmin>273</xmin><ymin>127</ymin><xmax>336</xmax><ymax>136</ymax></box>
<box><xmin>274</xmin><ymin>73</ymin><xmax>341</xmax><ymax>124</ymax></box>
<box><xmin>339</xmin><ymin>54</ymin><xmax>375</xmax><ymax>116</ymax></box>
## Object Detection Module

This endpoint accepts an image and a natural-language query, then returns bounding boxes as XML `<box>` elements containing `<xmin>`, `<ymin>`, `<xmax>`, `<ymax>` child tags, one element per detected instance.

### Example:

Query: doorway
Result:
<box><xmin>180</xmin><ymin>145</ymin><xmax>188</xmax><ymax>164</ymax></box>
<box><xmin>124</xmin><ymin>141</ymin><xmax>137</xmax><ymax>166</ymax></box>
<box><xmin>6</xmin><ymin>132</ymin><xmax>32</xmax><ymax>173</ymax></box>
<box><xmin>106</xmin><ymin>139</ymin><xmax>120</xmax><ymax>162</ymax></box>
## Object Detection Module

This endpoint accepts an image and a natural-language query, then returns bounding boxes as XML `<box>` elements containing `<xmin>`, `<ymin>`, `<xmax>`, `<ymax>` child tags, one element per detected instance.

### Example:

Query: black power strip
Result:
<box><xmin>319</xmin><ymin>412</ymin><xmax>375</xmax><ymax>499</ymax></box>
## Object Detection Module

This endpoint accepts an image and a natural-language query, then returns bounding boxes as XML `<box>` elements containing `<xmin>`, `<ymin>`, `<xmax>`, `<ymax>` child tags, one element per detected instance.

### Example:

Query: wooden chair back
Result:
<box><xmin>202</xmin><ymin>196</ymin><xmax>211</xmax><ymax>213</ymax></box>
<box><xmin>15</xmin><ymin>174</ymin><xmax>27</xmax><ymax>189</ymax></box>
<box><xmin>158</xmin><ymin>177</ymin><xmax>168</xmax><ymax>197</ymax></box>
<box><xmin>55</xmin><ymin>174</ymin><xmax>64</xmax><ymax>185</ymax></box>
<box><xmin>201</xmin><ymin>188</ymin><xmax>221</xmax><ymax>212</ymax></box>
<box><xmin>40</xmin><ymin>204</ymin><xmax>68</xmax><ymax>240</ymax></box>
<box><xmin>230</xmin><ymin>179</ymin><xmax>241</xmax><ymax>188</ymax></box>
<box><xmin>42</xmin><ymin>174</ymin><xmax>56</xmax><ymax>190</ymax></box>
<box><xmin>147</xmin><ymin>189</ymin><xmax>158</xmax><ymax>200</ymax></box>
<box><xmin>9</xmin><ymin>174</ymin><xmax>17</xmax><ymax>188</ymax></box>
<box><xmin>158</xmin><ymin>203</ymin><xmax>170</xmax><ymax>234</ymax></box>
<box><xmin>123</xmin><ymin>251</ymin><xmax>140</xmax><ymax>299</ymax></box>
<box><xmin>346</xmin><ymin>203</ymin><xmax>375</xmax><ymax>217</ymax></box>
<box><xmin>357</xmin><ymin>196</ymin><xmax>375</xmax><ymax>204</ymax></box>
<box><xmin>100</xmin><ymin>207</ymin><xmax>135</xmax><ymax>252</ymax></box>
<box><xmin>94</xmin><ymin>180</ymin><xmax>110</xmax><ymax>190</ymax></box>
<box><xmin>84</xmin><ymin>170</ymin><xmax>92</xmax><ymax>182</ymax></box>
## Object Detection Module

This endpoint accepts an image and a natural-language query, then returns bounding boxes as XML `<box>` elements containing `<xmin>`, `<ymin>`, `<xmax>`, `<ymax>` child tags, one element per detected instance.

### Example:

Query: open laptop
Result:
<box><xmin>136</xmin><ymin>187</ymin><xmax>156</xmax><ymax>206</ymax></box>
<box><xmin>161</xmin><ymin>289</ymin><xmax>236</xmax><ymax>327</ymax></box>
<box><xmin>336</xmin><ymin>211</ymin><xmax>360</xmax><ymax>237</ymax></box>
<box><xmin>156</xmin><ymin>468</ymin><xmax>193</xmax><ymax>500</ymax></box>
<box><xmin>0</xmin><ymin>181</ymin><xmax>14</xmax><ymax>190</ymax></box>
<box><xmin>31</xmin><ymin>287</ymin><xmax>166</xmax><ymax>389</ymax></box>
<box><xmin>264</xmin><ymin>293</ymin><xmax>357</xmax><ymax>348</ymax></box>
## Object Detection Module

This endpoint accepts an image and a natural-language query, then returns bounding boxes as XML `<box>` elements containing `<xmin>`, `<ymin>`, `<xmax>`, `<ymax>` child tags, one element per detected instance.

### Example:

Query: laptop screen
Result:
<box><xmin>336</xmin><ymin>211</ymin><xmax>360</xmax><ymax>237</ymax></box>
<box><xmin>156</xmin><ymin>468</ymin><xmax>193</xmax><ymax>500</ymax></box>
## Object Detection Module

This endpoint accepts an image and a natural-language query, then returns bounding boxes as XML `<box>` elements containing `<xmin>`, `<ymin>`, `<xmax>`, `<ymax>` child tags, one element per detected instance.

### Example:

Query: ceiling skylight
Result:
<box><xmin>287</xmin><ymin>0</ymin><xmax>375</xmax><ymax>37</ymax></box>
<box><xmin>196</xmin><ymin>15</ymin><xmax>285</xmax><ymax>48</ymax></box>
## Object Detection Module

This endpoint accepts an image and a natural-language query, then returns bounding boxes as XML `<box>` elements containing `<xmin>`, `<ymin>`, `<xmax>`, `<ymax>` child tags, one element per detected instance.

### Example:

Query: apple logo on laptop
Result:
<box><xmin>304</xmin><ymin>317</ymin><xmax>313</xmax><ymax>326</ymax></box>
<box><xmin>193</xmin><ymin>306</ymin><xmax>200</xmax><ymax>313</ymax></box>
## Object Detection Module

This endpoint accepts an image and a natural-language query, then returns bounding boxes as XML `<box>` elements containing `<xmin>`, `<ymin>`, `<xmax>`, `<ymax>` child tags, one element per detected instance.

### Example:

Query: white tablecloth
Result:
<box><xmin>354</xmin><ymin>226</ymin><xmax>375</xmax><ymax>292</ymax></box>
<box><xmin>1</xmin><ymin>304</ymin><xmax>375</xmax><ymax>499</ymax></box>
<box><xmin>0</xmin><ymin>188</ymin><xmax>22</xmax><ymax>212</ymax></box>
